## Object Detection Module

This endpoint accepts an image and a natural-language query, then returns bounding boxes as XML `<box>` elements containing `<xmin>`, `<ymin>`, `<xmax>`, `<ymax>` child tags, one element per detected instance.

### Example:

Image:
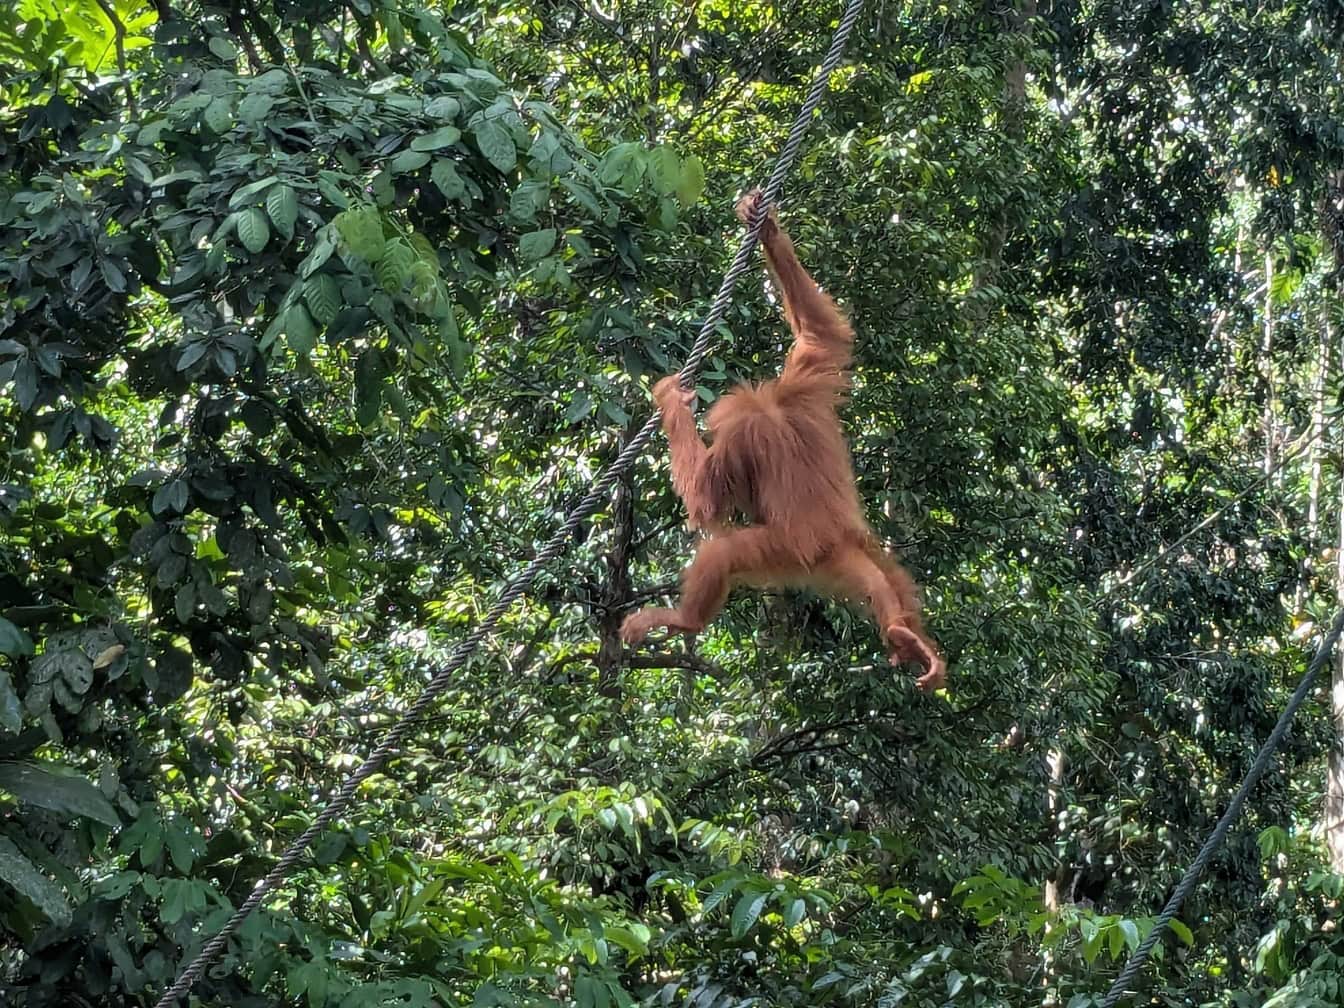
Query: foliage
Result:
<box><xmin>2</xmin><ymin>0</ymin><xmax>1344</xmax><ymax>1006</ymax></box>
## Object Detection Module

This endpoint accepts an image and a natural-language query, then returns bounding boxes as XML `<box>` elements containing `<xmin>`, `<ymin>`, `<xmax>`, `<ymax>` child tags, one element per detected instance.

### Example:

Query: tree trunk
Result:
<box><xmin>969</xmin><ymin>0</ymin><xmax>1035</xmax><ymax>299</ymax></box>
<box><xmin>1261</xmin><ymin>252</ymin><xmax>1277</xmax><ymax>476</ymax></box>
<box><xmin>1294</xmin><ymin>307</ymin><xmax>1331</xmax><ymax>613</ymax></box>
<box><xmin>1326</xmin><ymin>313</ymin><xmax>1344</xmax><ymax>871</ymax></box>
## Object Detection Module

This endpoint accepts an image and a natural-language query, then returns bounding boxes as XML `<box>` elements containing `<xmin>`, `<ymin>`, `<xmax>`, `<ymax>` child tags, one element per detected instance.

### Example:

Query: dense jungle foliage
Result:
<box><xmin>4</xmin><ymin>0</ymin><xmax>1344</xmax><ymax>1005</ymax></box>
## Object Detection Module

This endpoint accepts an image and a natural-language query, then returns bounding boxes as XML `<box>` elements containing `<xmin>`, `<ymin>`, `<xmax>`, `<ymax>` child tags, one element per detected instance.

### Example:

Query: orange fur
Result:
<box><xmin>622</xmin><ymin>191</ymin><xmax>945</xmax><ymax>692</ymax></box>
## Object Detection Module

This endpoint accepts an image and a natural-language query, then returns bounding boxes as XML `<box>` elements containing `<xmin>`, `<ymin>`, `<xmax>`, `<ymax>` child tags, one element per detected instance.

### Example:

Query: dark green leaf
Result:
<box><xmin>730</xmin><ymin>891</ymin><xmax>767</xmax><ymax>938</ymax></box>
<box><xmin>474</xmin><ymin>119</ymin><xmax>516</xmax><ymax>172</ymax></box>
<box><xmin>0</xmin><ymin>762</ymin><xmax>120</xmax><ymax>825</ymax></box>
<box><xmin>411</xmin><ymin>126</ymin><xmax>462</xmax><ymax>151</ymax></box>
<box><xmin>519</xmin><ymin>229</ymin><xmax>557</xmax><ymax>261</ymax></box>
<box><xmin>0</xmin><ymin>836</ymin><xmax>70</xmax><ymax>926</ymax></box>
<box><xmin>237</xmin><ymin>207</ymin><xmax>270</xmax><ymax>254</ymax></box>
<box><xmin>266</xmin><ymin>184</ymin><xmax>299</xmax><ymax>240</ymax></box>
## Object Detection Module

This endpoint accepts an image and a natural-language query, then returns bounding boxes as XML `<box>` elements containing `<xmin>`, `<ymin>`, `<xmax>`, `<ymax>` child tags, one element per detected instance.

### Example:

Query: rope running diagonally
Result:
<box><xmin>1097</xmin><ymin>608</ymin><xmax>1344</xmax><ymax>1008</ymax></box>
<box><xmin>154</xmin><ymin>0</ymin><xmax>867</xmax><ymax>1002</ymax></box>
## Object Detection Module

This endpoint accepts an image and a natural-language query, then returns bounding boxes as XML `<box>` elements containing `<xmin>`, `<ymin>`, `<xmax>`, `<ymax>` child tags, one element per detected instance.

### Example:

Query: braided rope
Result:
<box><xmin>1097</xmin><ymin>608</ymin><xmax>1344</xmax><ymax>1008</ymax></box>
<box><xmin>154</xmin><ymin>1</ymin><xmax>866</xmax><ymax>1002</ymax></box>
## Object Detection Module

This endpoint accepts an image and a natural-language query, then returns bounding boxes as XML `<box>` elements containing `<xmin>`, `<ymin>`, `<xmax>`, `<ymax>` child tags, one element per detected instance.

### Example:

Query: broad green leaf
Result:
<box><xmin>0</xmin><ymin>835</ymin><xmax>70</xmax><ymax>926</ymax></box>
<box><xmin>0</xmin><ymin>669</ymin><xmax>21</xmax><ymax>734</ymax></box>
<box><xmin>519</xmin><ymin>229</ymin><xmax>557</xmax><ymax>261</ymax></box>
<box><xmin>675</xmin><ymin>154</ymin><xmax>705</xmax><ymax>206</ymax></box>
<box><xmin>474</xmin><ymin>119</ymin><xmax>516</xmax><ymax>172</ymax></box>
<box><xmin>305</xmin><ymin>274</ymin><xmax>341</xmax><ymax>325</ymax></box>
<box><xmin>175</xmin><ymin>341</ymin><xmax>208</xmax><ymax>371</ymax></box>
<box><xmin>411</xmin><ymin>126</ymin><xmax>462</xmax><ymax>151</ymax></box>
<box><xmin>207</xmin><ymin>36</ymin><xmax>237</xmax><ymax>61</ymax></box>
<box><xmin>424</xmin><ymin>95</ymin><xmax>460</xmax><ymax>119</ymax></box>
<box><xmin>729</xmin><ymin>891</ymin><xmax>767</xmax><ymax>938</ymax></box>
<box><xmin>1168</xmin><ymin>919</ymin><xmax>1194</xmax><ymax>945</ymax></box>
<box><xmin>151</xmin><ymin>479</ymin><xmax>189</xmax><ymax>516</ymax></box>
<box><xmin>316</xmin><ymin>171</ymin><xmax>350</xmax><ymax>209</ymax></box>
<box><xmin>237</xmin><ymin>92</ymin><xmax>275</xmax><ymax>124</ymax></box>
<box><xmin>266</xmin><ymin>184</ymin><xmax>298</xmax><ymax>240</ymax></box>
<box><xmin>431</xmin><ymin>159</ymin><xmax>467</xmax><ymax>201</ymax></box>
<box><xmin>390</xmin><ymin>149</ymin><xmax>432</xmax><ymax>174</ymax></box>
<box><xmin>202</xmin><ymin>97</ymin><xmax>233</xmax><ymax>134</ymax></box>
<box><xmin>334</xmin><ymin>207</ymin><xmax>385</xmax><ymax>261</ymax></box>
<box><xmin>604</xmin><ymin>925</ymin><xmax>648</xmax><ymax>957</ymax></box>
<box><xmin>165</xmin><ymin>821</ymin><xmax>197</xmax><ymax>874</ymax></box>
<box><xmin>376</xmin><ymin>240</ymin><xmax>415</xmax><ymax>293</ymax></box>
<box><xmin>285</xmin><ymin>304</ymin><xmax>318</xmax><ymax>354</ymax></box>
<box><xmin>99</xmin><ymin>258</ymin><xmax>127</xmax><ymax>293</ymax></box>
<box><xmin>228</xmin><ymin>176</ymin><xmax>279</xmax><ymax>209</ymax></box>
<box><xmin>237</xmin><ymin>207</ymin><xmax>270</xmax><ymax>254</ymax></box>
<box><xmin>159</xmin><ymin>877</ymin><xmax>206</xmax><ymax>925</ymax></box>
<box><xmin>0</xmin><ymin>617</ymin><xmax>33</xmax><ymax>658</ymax></box>
<box><xmin>300</xmin><ymin>230</ymin><xmax>338</xmax><ymax>278</ymax></box>
<box><xmin>649</xmin><ymin>145</ymin><xmax>680</xmax><ymax>195</ymax></box>
<box><xmin>0</xmin><ymin>761</ymin><xmax>119</xmax><ymax>825</ymax></box>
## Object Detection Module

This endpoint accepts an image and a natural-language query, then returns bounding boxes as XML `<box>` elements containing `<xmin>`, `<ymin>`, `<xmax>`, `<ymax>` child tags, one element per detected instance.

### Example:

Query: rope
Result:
<box><xmin>154</xmin><ymin>1</ymin><xmax>866</xmax><ymax>1003</ymax></box>
<box><xmin>1097</xmin><ymin>608</ymin><xmax>1344</xmax><ymax>1008</ymax></box>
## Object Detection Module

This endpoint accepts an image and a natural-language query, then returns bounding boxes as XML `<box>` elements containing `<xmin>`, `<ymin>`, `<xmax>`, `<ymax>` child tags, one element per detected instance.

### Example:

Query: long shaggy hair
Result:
<box><xmin>622</xmin><ymin>191</ymin><xmax>944</xmax><ymax>691</ymax></box>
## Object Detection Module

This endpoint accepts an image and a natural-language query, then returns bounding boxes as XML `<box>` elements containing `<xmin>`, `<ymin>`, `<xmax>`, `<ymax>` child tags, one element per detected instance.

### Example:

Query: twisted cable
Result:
<box><xmin>1098</xmin><ymin>609</ymin><xmax>1344</xmax><ymax>1007</ymax></box>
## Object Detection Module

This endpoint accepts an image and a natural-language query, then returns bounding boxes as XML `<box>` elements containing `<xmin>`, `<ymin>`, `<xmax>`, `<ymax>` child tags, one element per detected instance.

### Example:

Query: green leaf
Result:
<box><xmin>376</xmin><ymin>240</ymin><xmax>415</xmax><ymax>293</ymax></box>
<box><xmin>165</xmin><ymin>821</ymin><xmax>197</xmax><ymax>874</ymax></box>
<box><xmin>424</xmin><ymin>95</ymin><xmax>461</xmax><ymax>119</ymax></box>
<box><xmin>649</xmin><ymin>146</ymin><xmax>680</xmax><ymax>195</ymax></box>
<box><xmin>676</xmin><ymin>154</ymin><xmax>705</xmax><ymax>206</ymax></box>
<box><xmin>237</xmin><ymin>207</ymin><xmax>270</xmax><ymax>254</ymax></box>
<box><xmin>285</xmin><ymin>304</ymin><xmax>318</xmax><ymax>354</ymax></box>
<box><xmin>151</xmin><ymin>479</ymin><xmax>189</xmax><ymax>516</ymax></box>
<box><xmin>1081</xmin><ymin>919</ymin><xmax>1104</xmax><ymax>965</ymax></box>
<box><xmin>334</xmin><ymin>207</ymin><xmax>385</xmax><ymax>261</ymax></box>
<box><xmin>228</xmin><ymin>176</ymin><xmax>280</xmax><ymax>209</ymax></box>
<box><xmin>175</xmin><ymin>341</ymin><xmax>208</xmax><ymax>372</ymax></box>
<box><xmin>730</xmin><ymin>891</ymin><xmax>767</xmax><ymax>938</ymax></box>
<box><xmin>0</xmin><ymin>761</ymin><xmax>120</xmax><ymax>825</ymax></box>
<box><xmin>431</xmin><ymin>159</ymin><xmax>467</xmax><ymax>201</ymax></box>
<box><xmin>411</xmin><ymin>125</ymin><xmax>462</xmax><ymax>151</ymax></box>
<box><xmin>237</xmin><ymin>92</ymin><xmax>275</xmax><ymax>124</ymax></box>
<box><xmin>159</xmin><ymin>877</ymin><xmax>207</xmax><ymax>925</ymax></box>
<box><xmin>474</xmin><ymin>119</ymin><xmax>516</xmax><ymax>172</ymax></box>
<box><xmin>604</xmin><ymin>925</ymin><xmax>648</xmax><ymax>957</ymax></box>
<box><xmin>519</xmin><ymin>229</ymin><xmax>557</xmax><ymax>261</ymax></box>
<box><xmin>316</xmin><ymin>171</ymin><xmax>350</xmax><ymax>210</ymax></box>
<box><xmin>783</xmin><ymin>897</ymin><xmax>806</xmax><ymax>927</ymax></box>
<box><xmin>300</xmin><ymin>230</ymin><xmax>338</xmax><ymax>278</ymax></box>
<box><xmin>266</xmin><ymin>184</ymin><xmax>299</xmax><ymax>240</ymax></box>
<box><xmin>0</xmin><ymin>669</ymin><xmax>20</xmax><ymax>734</ymax></box>
<box><xmin>207</xmin><ymin>36</ymin><xmax>238</xmax><ymax>61</ymax></box>
<box><xmin>100</xmin><ymin>258</ymin><xmax>127</xmax><ymax>293</ymax></box>
<box><xmin>202</xmin><ymin>97</ymin><xmax>233</xmax><ymax>134</ymax></box>
<box><xmin>0</xmin><ymin>617</ymin><xmax>33</xmax><ymax>658</ymax></box>
<box><xmin>1117</xmin><ymin>918</ymin><xmax>1140</xmax><ymax>952</ymax></box>
<box><xmin>390</xmin><ymin>149</ymin><xmax>432</xmax><ymax>174</ymax></box>
<box><xmin>1168</xmin><ymin>919</ymin><xmax>1194</xmax><ymax>945</ymax></box>
<box><xmin>304</xmin><ymin>275</ymin><xmax>341</xmax><ymax>326</ymax></box>
<box><xmin>0</xmin><ymin>835</ymin><xmax>70</xmax><ymax>926</ymax></box>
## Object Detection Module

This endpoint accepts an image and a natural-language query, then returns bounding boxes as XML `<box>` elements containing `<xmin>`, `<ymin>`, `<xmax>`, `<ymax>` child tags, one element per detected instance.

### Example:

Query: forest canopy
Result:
<box><xmin>3</xmin><ymin>1</ymin><xmax>1344</xmax><ymax>1006</ymax></box>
